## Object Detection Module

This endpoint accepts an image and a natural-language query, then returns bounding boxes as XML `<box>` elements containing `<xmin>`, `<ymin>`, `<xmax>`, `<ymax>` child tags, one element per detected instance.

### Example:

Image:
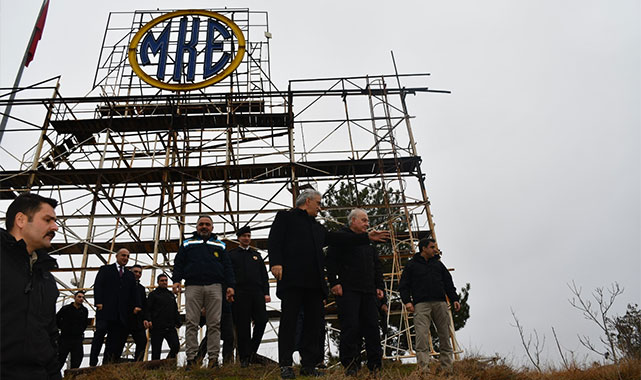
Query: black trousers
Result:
<box><xmin>103</xmin><ymin>320</ymin><xmax>128</xmax><ymax>364</ymax></box>
<box><xmin>150</xmin><ymin>327</ymin><xmax>179</xmax><ymax>360</ymax></box>
<box><xmin>336</xmin><ymin>290</ymin><xmax>382</xmax><ymax>370</ymax></box>
<box><xmin>128</xmin><ymin>327</ymin><xmax>147</xmax><ymax>361</ymax></box>
<box><xmin>58</xmin><ymin>335</ymin><xmax>83</xmax><ymax>369</ymax></box>
<box><xmin>89</xmin><ymin>318</ymin><xmax>108</xmax><ymax>366</ymax></box>
<box><xmin>278</xmin><ymin>287</ymin><xmax>323</xmax><ymax>368</ymax></box>
<box><xmin>232</xmin><ymin>289</ymin><xmax>268</xmax><ymax>361</ymax></box>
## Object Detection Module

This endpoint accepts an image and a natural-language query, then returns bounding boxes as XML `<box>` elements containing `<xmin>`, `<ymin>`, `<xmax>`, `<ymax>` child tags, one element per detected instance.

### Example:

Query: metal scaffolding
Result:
<box><xmin>0</xmin><ymin>8</ymin><xmax>459</xmax><ymax>364</ymax></box>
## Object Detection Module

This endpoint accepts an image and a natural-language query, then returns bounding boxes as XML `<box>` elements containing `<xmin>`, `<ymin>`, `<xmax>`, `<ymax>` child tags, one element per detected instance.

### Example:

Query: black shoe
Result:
<box><xmin>240</xmin><ymin>358</ymin><xmax>249</xmax><ymax>368</ymax></box>
<box><xmin>300</xmin><ymin>367</ymin><xmax>324</xmax><ymax>377</ymax></box>
<box><xmin>280</xmin><ymin>366</ymin><xmax>296</xmax><ymax>379</ymax></box>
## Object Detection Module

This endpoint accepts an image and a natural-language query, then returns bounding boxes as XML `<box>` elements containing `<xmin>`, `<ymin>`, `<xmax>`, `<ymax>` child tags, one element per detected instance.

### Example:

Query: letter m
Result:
<box><xmin>140</xmin><ymin>22</ymin><xmax>171</xmax><ymax>80</ymax></box>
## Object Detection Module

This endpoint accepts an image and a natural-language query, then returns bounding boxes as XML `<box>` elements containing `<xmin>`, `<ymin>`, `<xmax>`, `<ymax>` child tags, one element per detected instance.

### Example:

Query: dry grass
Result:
<box><xmin>64</xmin><ymin>357</ymin><xmax>641</xmax><ymax>380</ymax></box>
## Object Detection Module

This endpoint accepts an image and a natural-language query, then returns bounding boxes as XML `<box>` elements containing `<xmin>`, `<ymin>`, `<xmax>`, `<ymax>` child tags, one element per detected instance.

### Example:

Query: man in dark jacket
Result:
<box><xmin>229</xmin><ymin>226</ymin><xmax>270</xmax><ymax>367</ymax></box>
<box><xmin>56</xmin><ymin>291</ymin><xmax>89</xmax><ymax>370</ymax></box>
<box><xmin>399</xmin><ymin>238</ymin><xmax>460</xmax><ymax>373</ymax></box>
<box><xmin>93</xmin><ymin>248</ymin><xmax>142</xmax><ymax>364</ymax></box>
<box><xmin>172</xmin><ymin>215</ymin><xmax>235</xmax><ymax>368</ymax></box>
<box><xmin>144</xmin><ymin>273</ymin><xmax>181</xmax><ymax>360</ymax></box>
<box><xmin>127</xmin><ymin>265</ymin><xmax>147</xmax><ymax>361</ymax></box>
<box><xmin>0</xmin><ymin>192</ymin><xmax>61</xmax><ymax>380</ymax></box>
<box><xmin>326</xmin><ymin>208</ymin><xmax>384</xmax><ymax>376</ymax></box>
<box><xmin>268</xmin><ymin>189</ymin><xmax>389</xmax><ymax>379</ymax></box>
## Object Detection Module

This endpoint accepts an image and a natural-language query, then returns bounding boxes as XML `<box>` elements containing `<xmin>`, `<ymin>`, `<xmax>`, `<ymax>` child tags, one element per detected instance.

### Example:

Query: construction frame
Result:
<box><xmin>0</xmin><ymin>8</ymin><xmax>460</xmax><ymax>364</ymax></box>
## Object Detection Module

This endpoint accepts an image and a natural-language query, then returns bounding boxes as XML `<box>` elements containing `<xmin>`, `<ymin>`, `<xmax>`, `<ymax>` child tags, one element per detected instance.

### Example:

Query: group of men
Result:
<box><xmin>1</xmin><ymin>190</ymin><xmax>462</xmax><ymax>379</ymax></box>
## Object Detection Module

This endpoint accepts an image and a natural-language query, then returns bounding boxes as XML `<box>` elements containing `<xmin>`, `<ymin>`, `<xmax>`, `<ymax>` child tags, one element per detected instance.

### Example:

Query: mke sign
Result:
<box><xmin>128</xmin><ymin>10</ymin><xmax>246</xmax><ymax>91</ymax></box>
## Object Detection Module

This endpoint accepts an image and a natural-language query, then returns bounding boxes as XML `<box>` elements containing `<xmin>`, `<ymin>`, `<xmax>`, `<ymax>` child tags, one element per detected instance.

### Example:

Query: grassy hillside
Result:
<box><xmin>65</xmin><ymin>357</ymin><xmax>641</xmax><ymax>380</ymax></box>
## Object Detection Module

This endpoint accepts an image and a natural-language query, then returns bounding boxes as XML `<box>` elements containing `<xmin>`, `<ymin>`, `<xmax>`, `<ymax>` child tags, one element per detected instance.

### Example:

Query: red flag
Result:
<box><xmin>25</xmin><ymin>0</ymin><xmax>50</xmax><ymax>67</ymax></box>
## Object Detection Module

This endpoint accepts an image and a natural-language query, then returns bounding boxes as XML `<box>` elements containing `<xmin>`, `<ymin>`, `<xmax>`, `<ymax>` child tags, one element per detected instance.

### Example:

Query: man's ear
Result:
<box><xmin>13</xmin><ymin>212</ymin><xmax>27</xmax><ymax>230</ymax></box>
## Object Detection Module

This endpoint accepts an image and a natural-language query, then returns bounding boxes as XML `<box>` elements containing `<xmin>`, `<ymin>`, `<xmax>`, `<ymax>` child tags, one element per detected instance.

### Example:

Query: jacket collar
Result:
<box><xmin>0</xmin><ymin>228</ymin><xmax>58</xmax><ymax>269</ymax></box>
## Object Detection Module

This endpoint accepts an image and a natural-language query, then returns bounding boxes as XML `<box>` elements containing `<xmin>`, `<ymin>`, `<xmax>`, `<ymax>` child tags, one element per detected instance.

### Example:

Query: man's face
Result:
<box><xmin>116</xmin><ymin>249</ymin><xmax>130</xmax><ymax>266</ymax></box>
<box><xmin>74</xmin><ymin>292</ymin><xmax>85</xmax><ymax>305</ymax></box>
<box><xmin>238</xmin><ymin>232</ymin><xmax>251</xmax><ymax>247</ymax></box>
<box><xmin>19</xmin><ymin>203</ymin><xmax>58</xmax><ymax>252</ymax></box>
<box><xmin>305</xmin><ymin>195</ymin><xmax>322</xmax><ymax>217</ymax></box>
<box><xmin>131</xmin><ymin>266</ymin><xmax>142</xmax><ymax>281</ymax></box>
<box><xmin>422</xmin><ymin>242</ymin><xmax>439</xmax><ymax>259</ymax></box>
<box><xmin>197</xmin><ymin>217</ymin><xmax>213</xmax><ymax>239</ymax></box>
<box><xmin>157</xmin><ymin>276</ymin><xmax>168</xmax><ymax>289</ymax></box>
<box><xmin>350</xmin><ymin>212</ymin><xmax>369</xmax><ymax>234</ymax></box>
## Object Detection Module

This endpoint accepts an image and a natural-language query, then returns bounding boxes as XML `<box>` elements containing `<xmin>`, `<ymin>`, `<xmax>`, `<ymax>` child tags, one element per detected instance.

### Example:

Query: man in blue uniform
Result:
<box><xmin>172</xmin><ymin>215</ymin><xmax>235</xmax><ymax>368</ymax></box>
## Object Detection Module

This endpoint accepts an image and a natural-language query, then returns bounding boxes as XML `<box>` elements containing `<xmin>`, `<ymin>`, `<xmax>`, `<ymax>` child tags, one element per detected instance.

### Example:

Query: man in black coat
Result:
<box><xmin>93</xmin><ymin>248</ymin><xmax>142</xmax><ymax>364</ymax></box>
<box><xmin>399</xmin><ymin>238</ymin><xmax>460</xmax><ymax>373</ymax></box>
<box><xmin>144</xmin><ymin>273</ymin><xmax>181</xmax><ymax>360</ymax></box>
<box><xmin>268</xmin><ymin>189</ymin><xmax>389</xmax><ymax>379</ymax></box>
<box><xmin>229</xmin><ymin>226</ymin><xmax>270</xmax><ymax>367</ymax></box>
<box><xmin>127</xmin><ymin>265</ymin><xmax>147</xmax><ymax>361</ymax></box>
<box><xmin>1</xmin><ymin>193</ymin><xmax>61</xmax><ymax>380</ymax></box>
<box><xmin>326</xmin><ymin>208</ymin><xmax>384</xmax><ymax>376</ymax></box>
<box><xmin>56</xmin><ymin>291</ymin><xmax>89</xmax><ymax>370</ymax></box>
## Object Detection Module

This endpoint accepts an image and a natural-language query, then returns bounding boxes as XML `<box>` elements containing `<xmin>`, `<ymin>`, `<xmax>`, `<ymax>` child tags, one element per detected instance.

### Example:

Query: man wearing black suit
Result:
<box><xmin>268</xmin><ymin>189</ymin><xmax>389</xmax><ymax>379</ymax></box>
<box><xmin>127</xmin><ymin>265</ymin><xmax>147</xmax><ymax>361</ymax></box>
<box><xmin>93</xmin><ymin>248</ymin><xmax>142</xmax><ymax>364</ymax></box>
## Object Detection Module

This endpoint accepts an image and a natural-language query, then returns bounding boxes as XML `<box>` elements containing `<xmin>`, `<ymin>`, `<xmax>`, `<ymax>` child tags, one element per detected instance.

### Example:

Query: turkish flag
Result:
<box><xmin>25</xmin><ymin>0</ymin><xmax>49</xmax><ymax>67</ymax></box>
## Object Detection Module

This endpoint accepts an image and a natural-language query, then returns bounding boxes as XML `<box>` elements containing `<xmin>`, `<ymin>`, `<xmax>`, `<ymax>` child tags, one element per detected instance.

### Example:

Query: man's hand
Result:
<box><xmin>368</xmin><ymin>230</ymin><xmax>390</xmax><ymax>242</ymax></box>
<box><xmin>264</xmin><ymin>295</ymin><xmax>271</xmax><ymax>303</ymax></box>
<box><xmin>376</xmin><ymin>289</ymin><xmax>384</xmax><ymax>299</ymax></box>
<box><xmin>271</xmin><ymin>265</ymin><xmax>283</xmax><ymax>281</ymax></box>
<box><xmin>96</xmin><ymin>304</ymin><xmax>103</xmax><ymax>311</ymax></box>
<box><xmin>133</xmin><ymin>307</ymin><xmax>141</xmax><ymax>314</ymax></box>
<box><xmin>380</xmin><ymin>304</ymin><xmax>389</xmax><ymax>314</ymax></box>
<box><xmin>453</xmin><ymin>301</ymin><xmax>461</xmax><ymax>312</ymax></box>
<box><xmin>331</xmin><ymin>284</ymin><xmax>343</xmax><ymax>297</ymax></box>
<box><xmin>405</xmin><ymin>302</ymin><xmax>415</xmax><ymax>313</ymax></box>
<box><xmin>226</xmin><ymin>287</ymin><xmax>235</xmax><ymax>303</ymax></box>
<box><xmin>144</xmin><ymin>320</ymin><xmax>152</xmax><ymax>329</ymax></box>
<box><xmin>172</xmin><ymin>283</ymin><xmax>181</xmax><ymax>294</ymax></box>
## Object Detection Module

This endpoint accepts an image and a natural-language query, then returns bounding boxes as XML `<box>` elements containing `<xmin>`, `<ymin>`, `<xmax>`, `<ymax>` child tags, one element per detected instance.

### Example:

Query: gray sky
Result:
<box><xmin>1</xmin><ymin>0</ymin><xmax>639</xmax><ymax>366</ymax></box>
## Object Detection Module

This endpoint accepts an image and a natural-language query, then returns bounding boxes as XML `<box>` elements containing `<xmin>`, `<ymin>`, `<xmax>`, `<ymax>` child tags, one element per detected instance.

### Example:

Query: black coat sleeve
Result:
<box><xmin>260</xmin><ymin>255</ymin><xmax>270</xmax><ymax>295</ymax></box>
<box><xmin>267</xmin><ymin>210</ymin><xmax>288</xmax><ymax>267</ymax></box>
<box><xmin>440</xmin><ymin>260</ymin><xmax>460</xmax><ymax>303</ymax></box>
<box><xmin>324</xmin><ymin>229</ymin><xmax>369</xmax><ymax>247</ymax></box>
<box><xmin>398</xmin><ymin>262</ymin><xmax>412</xmax><ymax>304</ymax></box>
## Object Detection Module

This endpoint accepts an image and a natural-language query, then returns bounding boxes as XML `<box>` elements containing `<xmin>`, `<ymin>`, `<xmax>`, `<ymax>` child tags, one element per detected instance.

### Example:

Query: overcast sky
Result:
<box><xmin>1</xmin><ymin>0</ymin><xmax>639</xmax><ymax>367</ymax></box>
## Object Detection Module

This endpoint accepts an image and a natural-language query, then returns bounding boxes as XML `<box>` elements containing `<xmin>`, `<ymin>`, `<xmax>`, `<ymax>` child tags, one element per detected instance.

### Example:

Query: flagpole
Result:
<box><xmin>0</xmin><ymin>0</ymin><xmax>49</xmax><ymax>146</ymax></box>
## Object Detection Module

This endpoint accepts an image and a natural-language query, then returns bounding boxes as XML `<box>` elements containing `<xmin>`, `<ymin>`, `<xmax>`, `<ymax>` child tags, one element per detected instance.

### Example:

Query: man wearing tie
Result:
<box><xmin>93</xmin><ymin>248</ymin><xmax>142</xmax><ymax>364</ymax></box>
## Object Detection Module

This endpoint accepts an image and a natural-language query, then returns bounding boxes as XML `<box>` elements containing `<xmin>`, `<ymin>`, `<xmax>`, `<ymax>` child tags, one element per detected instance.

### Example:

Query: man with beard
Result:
<box><xmin>399</xmin><ymin>238</ymin><xmax>460</xmax><ymax>374</ymax></box>
<box><xmin>172</xmin><ymin>215</ymin><xmax>235</xmax><ymax>369</ymax></box>
<box><xmin>1</xmin><ymin>193</ymin><xmax>61</xmax><ymax>380</ymax></box>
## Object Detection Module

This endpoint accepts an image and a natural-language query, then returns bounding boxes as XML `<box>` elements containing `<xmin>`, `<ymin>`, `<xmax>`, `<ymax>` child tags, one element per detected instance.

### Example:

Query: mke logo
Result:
<box><xmin>128</xmin><ymin>10</ymin><xmax>246</xmax><ymax>91</ymax></box>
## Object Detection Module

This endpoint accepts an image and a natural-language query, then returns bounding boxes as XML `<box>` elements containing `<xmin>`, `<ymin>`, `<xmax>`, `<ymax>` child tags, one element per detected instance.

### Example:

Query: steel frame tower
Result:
<box><xmin>0</xmin><ymin>8</ymin><xmax>459</xmax><ymax>363</ymax></box>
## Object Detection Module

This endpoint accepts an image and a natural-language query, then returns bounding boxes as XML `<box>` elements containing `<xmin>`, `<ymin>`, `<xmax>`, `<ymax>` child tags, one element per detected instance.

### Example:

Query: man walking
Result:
<box><xmin>399</xmin><ymin>238</ymin><xmax>460</xmax><ymax>373</ymax></box>
<box><xmin>326</xmin><ymin>208</ymin><xmax>384</xmax><ymax>376</ymax></box>
<box><xmin>127</xmin><ymin>265</ymin><xmax>147</xmax><ymax>361</ymax></box>
<box><xmin>144</xmin><ymin>273</ymin><xmax>181</xmax><ymax>360</ymax></box>
<box><xmin>56</xmin><ymin>291</ymin><xmax>89</xmax><ymax>370</ymax></box>
<box><xmin>172</xmin><ymin>215</ymin><xmax>235</xmax><ymax>368</ymax></box>
<box><xmin>268</xmin><ymin>189</ymin><xmax>389</xmax><ymax>379</ymax></box>
<box><xmin>1</xmin><ymin>193</ymin><xmax>61</xmax><ymax>380</ymax></box>
<box><xmin>228</xmin><ymin>226</ymin><xmax>270</xmax><ymax>367</ymax></box>
<box><xmin>94</xmin><ymin>248</ymin><xmax>142</xmax><ymax>364</ymax></box>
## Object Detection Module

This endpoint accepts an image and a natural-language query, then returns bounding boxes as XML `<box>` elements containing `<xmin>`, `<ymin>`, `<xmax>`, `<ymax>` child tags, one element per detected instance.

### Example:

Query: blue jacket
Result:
<box><xmin>173</xmin><ymin>232</ymin><xmax>235</xmax><ymax>288</ymax></box>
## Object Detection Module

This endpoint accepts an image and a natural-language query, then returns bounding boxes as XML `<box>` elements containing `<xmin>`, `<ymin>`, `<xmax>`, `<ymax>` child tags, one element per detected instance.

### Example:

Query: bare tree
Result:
<box><xmin>568</xmin><ymin>281</ymin><xmax>623</xmax><ymax>363</ymax></box>
<box><xmin>510</xmin><ymin>308</ymin><xmax>544</xmax><ymax>372</ymax></box>
<box><xmin>551</xmin><ymin>326</ymin><xmax>571</xmax><ymax>370</ymax></box>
